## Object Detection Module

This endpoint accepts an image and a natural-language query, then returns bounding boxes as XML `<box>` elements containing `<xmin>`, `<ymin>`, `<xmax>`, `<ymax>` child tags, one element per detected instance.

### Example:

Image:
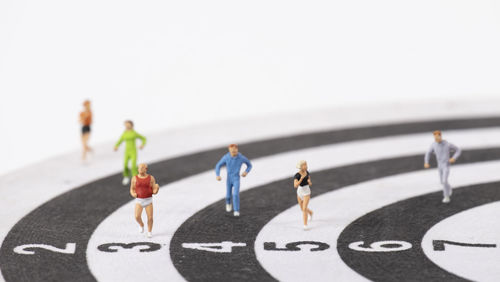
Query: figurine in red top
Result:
<box><xmin>130</xmin><ymin>163</ymin><xmax>159</xmax><ymax>238</ymax></box>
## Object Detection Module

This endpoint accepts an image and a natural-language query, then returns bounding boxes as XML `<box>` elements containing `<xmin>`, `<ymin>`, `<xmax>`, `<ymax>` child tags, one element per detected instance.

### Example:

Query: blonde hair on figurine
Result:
<box><xmin>296</xmin><ymin>160</ymin><xmax>307</xmax><ymax>169</ymax></box>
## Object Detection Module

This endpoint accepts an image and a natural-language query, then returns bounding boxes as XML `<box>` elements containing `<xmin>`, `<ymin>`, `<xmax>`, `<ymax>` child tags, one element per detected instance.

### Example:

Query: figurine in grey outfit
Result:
<box><xmin>424</xmin><ymin>130</ymin><xmax>461</xmax><ymax>203</ymax></box>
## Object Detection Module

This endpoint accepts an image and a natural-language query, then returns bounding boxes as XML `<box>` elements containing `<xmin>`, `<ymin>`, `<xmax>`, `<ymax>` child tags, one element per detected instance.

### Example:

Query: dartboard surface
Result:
<box><xmin>1</xmin><ymin>101</ymin><xmax>500</xmax><ymax>282</ymax></box>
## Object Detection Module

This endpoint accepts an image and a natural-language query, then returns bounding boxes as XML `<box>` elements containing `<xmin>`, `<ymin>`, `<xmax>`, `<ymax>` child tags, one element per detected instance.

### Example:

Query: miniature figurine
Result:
<box><xmin>215</xmin><ymin>144</ymin><xmax>252</xmax><ymax>217</ymax></box>
<box><xmin>424</xmin><ymin>130</ymin><xmax>461</xmax><ymax>203</ymax></box>
<box><xmin>114</xmin><ymin>120</ymin><xmax>147</xmax><ymax>185</ymax></box>
<box><xmin>294</xmin><ymin>160</ymin><xmax>313</xmax><ymax>230</ymax></box>
<box><xmin>79</xmin><ymin>100</ymin><xmax>93</xmax><ymax>161</ymax></box>
<box><xmin>130</xmin><ymin>163</ymin><xmax>159</xmax><ymax>238</ymax></box>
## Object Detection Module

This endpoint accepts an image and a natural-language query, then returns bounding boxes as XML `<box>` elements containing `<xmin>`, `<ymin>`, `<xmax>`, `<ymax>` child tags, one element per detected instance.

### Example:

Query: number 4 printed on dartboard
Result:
<box><xmin>182</xmin><ymin>241</ymin><xmax>247</xmax><ymax>253</ymax></box>
<box><xmin>182</xmin><ymin>241</ymin><xmax>332</xmax><ymax>253</ymax></box>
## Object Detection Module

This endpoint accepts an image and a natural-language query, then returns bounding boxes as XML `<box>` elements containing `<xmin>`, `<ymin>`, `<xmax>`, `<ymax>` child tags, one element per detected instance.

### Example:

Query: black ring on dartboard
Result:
<box><xmin>170</xmin><ymin>147</ymin><xmax>500</xmax><ymax>281</ymax></box>
<box><xmin>336</xmin><ymin>181</ymin><xmax>500</xmax><ymax>282</ymax></box>
<box><xmin>1</xmin><ymin>117</ymin><xmax>500</xmax><ymax>281</ymax></box>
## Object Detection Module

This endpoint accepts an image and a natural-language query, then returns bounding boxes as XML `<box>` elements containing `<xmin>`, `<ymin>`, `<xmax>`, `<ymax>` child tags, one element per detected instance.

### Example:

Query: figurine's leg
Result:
<box><xmin>439</xmin><ymin>167</ymin><xmax>451</xmax><ymax>197</ymax></box>
<box><xmin>123</xmin><ymin>153</ymin><xmax>131</xmax><ymax>177</ymax></box>
<box><xmin>302</xmin><ymin>195</ymin><xmax>311</xmax><ymax>226</ymax></box>
<box><xmin>442</xmin><ymin>167</ymin><xmax>451</xmax><ymax>197</ymax></box>
<box><xmin>232</xmin><ymin>178</ymin><xmax>240</xmax><ymax>212</ymax></box>
<box><xmin>145</xmin><ymin>204</ymin><xmax>154</xmax><ymax>232</ymax></box>
<box><xmin>134</xmin><ymin>203</ymin><xmax>144</xmax><ymax>228</ymax></box>
<box><xmin>225</xmin><ymin>179</ymin><xmax>232</xmax><ymax>205</ymax></box>
<box><xmin>297</xmin><ymin>195</ymin><xmax>303</xmax><ymax>211</ymax></box>
<box><xmin>130</xmin><ymin>152</ymin><xmax>138</xmax><ymax>176</ymax></box>
<box><xmin>81</xmin><ymin>132</ymin><xmax>90</xmax><ymax>160</ymax></box>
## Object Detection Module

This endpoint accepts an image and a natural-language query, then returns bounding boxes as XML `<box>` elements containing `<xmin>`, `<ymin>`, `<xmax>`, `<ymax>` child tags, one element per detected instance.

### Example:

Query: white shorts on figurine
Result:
<box><xmin>136</xmin><ymin>197</ymin><xmax>153</xmax><ymax>207</ymax></box>
<box><xmin>297</xmin><ymin>185</ymin><xmax>311</xmax><ymax>200</ymax></box>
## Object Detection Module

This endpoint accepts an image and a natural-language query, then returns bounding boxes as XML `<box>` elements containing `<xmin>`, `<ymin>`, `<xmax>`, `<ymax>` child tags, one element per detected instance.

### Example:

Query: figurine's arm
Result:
<box><xmin>424</xmin><ymin>144</ymin><xmax>434</xmax><ymax>168</ymax></box>
<box><xmin>151</xmin><ymin>176</ymin><xmax>159</xmax><ymax>194</ymax></box>
<box><xmin>241</xmin><ymin>155</ymin><xmax>252</xmax><ymax>177</ymax></box>
<box><xmin>215</xmin><ymin>156</ymin><xmax>226</xmax><ymax>180</ymax></box>
<box><xmin>137</xmin><ymin>132</ymin><xmax>147</xmax><ymax>149</ymax></box>
<box><xmin>307</xmin><ymin>172</ymin><xmax>312</xmax><ymax>186</ymax></box>
<box><xmin>294</xmin><ymin>173</ymin><xmax>306</xmax><ymax>188</ymax></box>
<box><xmin>449</xmin><ymin>143</ymin><xmax>461</xmax><ymax>163</ymax></box>
<box><xmin>130</xmin><ymin>177</ymin><xmax>137</xmax><ymax>198</ymax></box>
<box><xmin>114</xmin><ymin>134</ymin><xmax>124</xmax><ymax>150</ymax></box>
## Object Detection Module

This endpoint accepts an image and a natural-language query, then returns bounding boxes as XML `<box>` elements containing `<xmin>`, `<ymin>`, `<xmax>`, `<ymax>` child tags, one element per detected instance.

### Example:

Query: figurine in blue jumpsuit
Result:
<box><xmin>215</xmin><ymin>144</ymin><xmax>252</xmax><ymax>217</ymax></box>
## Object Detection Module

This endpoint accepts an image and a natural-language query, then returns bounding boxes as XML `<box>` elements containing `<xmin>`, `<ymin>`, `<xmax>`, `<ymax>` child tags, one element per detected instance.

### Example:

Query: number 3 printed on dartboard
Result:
<box><xmin>13</xmin><ymin>242</ymin><xmax>163</xmax><ymax>255</ymax></box>
<box><xmin>98</xmin><ymin>242</ymin><xmax>161</xmax><ymax>253</ymax></box>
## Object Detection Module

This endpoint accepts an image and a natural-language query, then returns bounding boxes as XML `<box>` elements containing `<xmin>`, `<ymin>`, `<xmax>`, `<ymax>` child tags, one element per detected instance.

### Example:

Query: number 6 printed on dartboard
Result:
<box><xmin>347</xmin><ymin>239</ymin><xmax>499</xmax><ymax>253</ymax></box>
<box><xmin>348</xmin><ymin>240</ymin><xmax>412</xmax><ymax>252</ymax></box>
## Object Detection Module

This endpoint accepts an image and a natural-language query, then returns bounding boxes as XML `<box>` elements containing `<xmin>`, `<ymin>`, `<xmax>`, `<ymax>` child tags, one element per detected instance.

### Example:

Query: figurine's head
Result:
<box><xmin>138</xmin><ymin>163</ymin><xmax>148</xmax><ymax>174</ymax></box>
<box><xmin>296</xmin><ymin>160</ymin><xmax>308</xmax><ymax>171</ymax></box>
<box><xmin>433</xmin><ymin>130</ymin><xmax>442</xmax><ymax>143</ymax></box>
<box><xmin>83</xmin><ymin>100</ymin><xmax>91</xmax><ymax>110</ymax></box>
<box><xmin>125</xmin><ymin>120</ymin><xmax>134</xmax><ymax>130</ymax></box>
<box><xmin>228</xmin><ymin>144</ymin><xmax>238</xmax><ymax>157</ymax></box>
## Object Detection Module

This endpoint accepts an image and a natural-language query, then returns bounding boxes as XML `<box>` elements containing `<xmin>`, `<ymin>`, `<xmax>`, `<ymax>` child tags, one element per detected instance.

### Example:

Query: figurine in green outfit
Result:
<box><xmin>114</xmin><ymin>120</ymin><xmax>147</xmax><ymax>185</ymax></box>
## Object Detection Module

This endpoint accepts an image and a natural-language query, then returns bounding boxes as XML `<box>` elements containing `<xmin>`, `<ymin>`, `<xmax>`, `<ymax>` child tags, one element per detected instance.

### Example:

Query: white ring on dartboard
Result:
<box><xmin>336</xmin><ymin>180</ymin><xmax>500</xmax><ymax>281</ymax></box>
<box><xmin>255</xmin><ymin>161</ymin><xmax>500</xmax><ymax>281</ymax></box>
<box><xmin>88</xmin><ymin>129</ymin><xmax>500</xmax><ymax>281</ymax></box>
<box><xmin>170</xmin><ymin>148</ymin><xmax>500</xmax><ymax>281</ymax></box>
<box><xmin>422</xmin><ymin>201</ymin><xmax>500</xmax><ymax>281</ymax></box>
<box><xmin>3</xmin><ymin>116</ymin><xmax>500</xmax><ymax>282</ymax></box>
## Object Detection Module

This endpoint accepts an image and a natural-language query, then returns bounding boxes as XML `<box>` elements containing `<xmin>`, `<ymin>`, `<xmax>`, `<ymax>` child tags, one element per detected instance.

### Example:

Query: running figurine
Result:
<box><xmin>114</xmin><ymin>120</ymin><xmax>147</xmax><ymax>185</ymax></box>
<box><xmin>130</xmin><ymin>163</ymin><xmax>159</xmax><ymax>238</ymax></box>
<box><xmin>424</xmin><ymin>130</ymin><xmax>461</xmax><ymax>203</ymax></box>
<box><xmin>215</xmin><ymin>144</ymin><xmax>252</xmax><ymax>217</ymax></box>
<box><xmin>79</xmin><ymin>100</ymin><xmax>93</xmax><ymax>161</ymax></box>
<box><xmin>294</xmin><ymin>160</ymin><xmax>313</xmax><ymax>230</ymax></box>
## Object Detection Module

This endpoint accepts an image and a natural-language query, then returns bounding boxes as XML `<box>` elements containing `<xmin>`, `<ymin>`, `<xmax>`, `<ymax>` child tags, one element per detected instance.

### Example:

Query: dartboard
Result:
<box><xmin>1</xmin><ymin>102</ymin><xmax>500</xmax><ymax>282</ymax></box>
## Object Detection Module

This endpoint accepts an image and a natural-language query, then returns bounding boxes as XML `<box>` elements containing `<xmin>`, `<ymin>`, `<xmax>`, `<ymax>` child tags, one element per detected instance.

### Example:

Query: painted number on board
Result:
<box><xmin>182</xmin><ymin>241</ymin><xmax>329</xmax><ymax>253</ymax></box>
<box><xmin>264</xmin><ymin>241</ymin><xmax>330</xmax><ymax>252</ymax></box>
<box><xmin>13</xmin><ymin>243</ymin><xmax>76</xmax><ymax>255</ymax></box>
<box><xmin>182</xmin><ymin>241</ymin><xmax>247</xmax><ymax>253</ymax></box>
<box><xmin>98</xmin><ymin>242</ymin><xmax>161</xmax><ymax>253</ymax></box>
<box><xmin>432</xmin><ymin>240</ymin><xmax>497</xmax><ymax>251</ymax></box>
<box><xmin>349</xmin><ymin>240</ymin><xmax>412</xmax><ymax>252</ymax></box>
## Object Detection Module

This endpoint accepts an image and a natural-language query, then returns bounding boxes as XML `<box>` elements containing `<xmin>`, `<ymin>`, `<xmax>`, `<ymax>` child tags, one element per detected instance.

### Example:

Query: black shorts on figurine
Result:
<box><xmin>82</xmin><ymin>125</ymin><xmax>91</xmax><ymax>134</ymax></box>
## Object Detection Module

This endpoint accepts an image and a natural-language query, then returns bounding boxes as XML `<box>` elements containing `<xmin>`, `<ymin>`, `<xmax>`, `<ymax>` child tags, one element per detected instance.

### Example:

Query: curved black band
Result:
<box><xmin>1</xmin><ymin>117</ymin><xmax>500</xmax><ymax>281</ymax></box>
<box><xmin>170</xmin><ymin>148</ymin><xmax>500</xmax><ymax>281</ymax></box>
<box><xmin>337</xmin><ymin>181</ymin><xmax>500</xmax><ymax>282</ymax></box>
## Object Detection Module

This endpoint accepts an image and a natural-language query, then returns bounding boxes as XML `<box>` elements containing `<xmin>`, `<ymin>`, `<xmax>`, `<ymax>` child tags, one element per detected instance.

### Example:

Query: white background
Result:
<box><xmin>1</xmin><ymin>0</ymin><xmax>500</xmax><ymax>175</ymax></box>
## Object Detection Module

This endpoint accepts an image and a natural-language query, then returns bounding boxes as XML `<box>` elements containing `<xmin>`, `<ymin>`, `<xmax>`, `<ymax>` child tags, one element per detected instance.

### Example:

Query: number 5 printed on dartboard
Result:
<box><xmin>182</xmin><ymin>241</ymin><xmax>330</xmax><ymax>253</ymax></box>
